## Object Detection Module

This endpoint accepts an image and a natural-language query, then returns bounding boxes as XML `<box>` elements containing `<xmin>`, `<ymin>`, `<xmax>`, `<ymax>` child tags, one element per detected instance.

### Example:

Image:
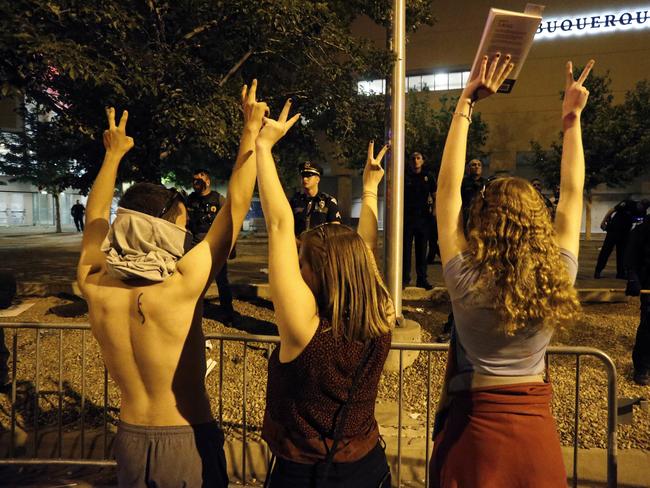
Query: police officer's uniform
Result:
<box><xmin>290</xmin><ymin>162</ymin><xmax>342</xmax><ymax>236</ymax></box>
<box><xmin>186</xmin><ymin>190</ymin><xmax>234</xmax><ymax>318</ymax></box>
<box><xmin>596</xmin><ymin>199</ymin><xmax>645</xmax><ymax>279</ymax></box>
<box><xmin>625</xmin><ymin>214</ymin><xmax>650</xmax><ymax>384</ymax></box>
<box><xmin>403</xmin><ymin>165</ymin><xmax>436</xmax><ymax>288</ymax></box>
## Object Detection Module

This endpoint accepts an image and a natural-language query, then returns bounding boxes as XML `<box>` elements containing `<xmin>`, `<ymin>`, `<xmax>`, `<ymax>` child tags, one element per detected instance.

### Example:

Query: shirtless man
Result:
<box><xmin>76</xmin><ymin>82</ymin><xmax>266</xmax><ymax>487</ymax></box>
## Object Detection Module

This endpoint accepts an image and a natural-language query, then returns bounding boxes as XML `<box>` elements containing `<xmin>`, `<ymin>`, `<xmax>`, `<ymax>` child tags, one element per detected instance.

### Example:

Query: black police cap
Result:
<box><xmin>299</xmin><ymin>161</ymin><xmax>322</xmax><ymax>177</ymax></box>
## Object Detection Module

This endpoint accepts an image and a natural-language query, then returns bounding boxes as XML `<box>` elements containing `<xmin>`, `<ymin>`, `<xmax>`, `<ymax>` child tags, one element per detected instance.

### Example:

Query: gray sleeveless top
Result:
<box><xmin>444</xmin><ymin>248</ymin><xmax>578</xmax><ymax>376</ymax></box>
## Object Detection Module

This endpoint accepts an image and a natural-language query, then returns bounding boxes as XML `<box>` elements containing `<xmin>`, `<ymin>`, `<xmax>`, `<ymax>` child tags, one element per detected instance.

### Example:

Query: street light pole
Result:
<box><xmin>385</xmin><ymin>0</ymin><xmax>406</xmax><ymax>320</ymax></box>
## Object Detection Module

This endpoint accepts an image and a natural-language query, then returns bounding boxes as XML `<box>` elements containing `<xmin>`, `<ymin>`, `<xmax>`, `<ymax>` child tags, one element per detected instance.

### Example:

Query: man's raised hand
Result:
<box><xmin>562</xmin><ymin>60</ymin><xmax>594</xmax><ymax>122</ymax></box>
<box><xmin>242</xmin><ymin>79</ymin><xmax>268</xmax><ymax>133</ymax></box>
<box><xmin>256</xmin><ymin>99</ymin><xmax>301</xmax><ymax>149</ymax></box>
<box><xmin>363</xmin><ymin>140</ymin><xmax>388</xmax><ymax>189</ymax></box>
<box><xmin>103</xmin><ymin>107</ymin><xmax>134</xmax><ymax>157</ymax></box>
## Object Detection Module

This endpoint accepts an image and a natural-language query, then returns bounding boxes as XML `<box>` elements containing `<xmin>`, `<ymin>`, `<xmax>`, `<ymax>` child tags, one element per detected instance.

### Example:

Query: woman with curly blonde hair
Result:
<box><xmin>429</xmin><ymin>54</ymin><xmax>594</xmax><ymax>488</ymax></box>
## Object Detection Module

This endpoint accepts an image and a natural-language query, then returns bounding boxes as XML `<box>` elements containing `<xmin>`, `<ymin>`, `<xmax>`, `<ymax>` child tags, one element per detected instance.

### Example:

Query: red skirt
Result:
<box><xmin>429</xmin><ymin>382</ymin><xmax>566</xmax><ymax>488</ymax></box>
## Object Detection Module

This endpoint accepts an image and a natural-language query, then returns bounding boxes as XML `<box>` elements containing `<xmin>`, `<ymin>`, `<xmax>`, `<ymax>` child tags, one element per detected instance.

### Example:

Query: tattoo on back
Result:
<box><xmin>137</xmin><ymin>293</ymin><xmax>145</xmax><ymax>324</ymax></box>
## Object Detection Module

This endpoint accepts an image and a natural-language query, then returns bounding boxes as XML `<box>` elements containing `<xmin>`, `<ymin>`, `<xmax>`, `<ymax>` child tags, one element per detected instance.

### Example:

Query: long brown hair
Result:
<box><xmin>466</xmin><ymin>177</ymin><xmax>580</xmax><ymax>335</ymax></box>
<box><xmin>300</xmin><ymin>224</ymin><xmax>394</xmax><ymax>341</ymax></box>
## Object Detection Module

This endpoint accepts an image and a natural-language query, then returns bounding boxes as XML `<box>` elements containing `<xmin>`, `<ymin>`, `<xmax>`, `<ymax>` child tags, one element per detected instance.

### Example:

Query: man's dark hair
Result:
<box><xmin>193</xmin><ymin>168</ymin><xmax>210</xmax><ymax>177</ymax></box>
<box><xmin>119</xmin><ymin>183</ymin><xmax>184</xmax><ymax>223</ymax></box>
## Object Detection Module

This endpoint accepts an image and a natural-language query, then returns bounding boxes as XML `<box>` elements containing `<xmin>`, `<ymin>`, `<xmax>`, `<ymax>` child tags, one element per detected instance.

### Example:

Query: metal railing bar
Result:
<box><xmin>242</xmin><ymin>343</ymin><xmax>248</xmax><ymax>485</ymax></box>
<box><xmin>0</xmin><ymin>459</ymin><xmax>117</xmax><ymax>467</ymax></box>
<box><xmin>58</xmin><ymin>329</ymin><xmax>63</xmax><ymax>458</ymax></box>
<box><xmin>10</xmin><ymin>331</ymin><xmax>18</xmax><ymax>457</ymax></box>
<box><xmin>103</xmin><ymin>366</ymin><xmax>108</xmax><ymax>458</ymax></box>
<box><xmin>81</xmin><ymin>329</ymin><xmax>86</xmax><ymax>458</ymax></box>
<box><xmin>397</xmin><ymin>349</ymin><xmax>403</xmax><ymax>487</ymax></box>
<box><xmin>425</xmin><ymin>351</ymin><xmax>431</xmax><ymax>488</ymax></box>
<box><xmin>34</xmin><ymin>329</ymin><xmax>40</xmax><ymax>457</ymax></box>
<box><xmin>219</xmin><ymin>339</ymin><xmax>224</xmax><ymax>425</ymax></box>
<box><xmin>573</xmin><ymin>355</ymin><xmax>580</xmax><ymax>488</ymax></box>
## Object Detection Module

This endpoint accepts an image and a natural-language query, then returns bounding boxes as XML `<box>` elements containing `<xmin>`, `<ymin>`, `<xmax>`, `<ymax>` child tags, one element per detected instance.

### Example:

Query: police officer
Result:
<box><xmin>186</xmin><ymin>168</ymin><xmax>234</xmax><ymax>323</ymax></box>
<box><xmin>595</xmin><ymin>199</ymin><xmax>649</xmax><ymax>279</ymax></box>
<box><xmin>625</xmin><ymin>207</ymin><xmax>650</xmax><ymax>385</ymax></box>
<box><xmin>289</xmin><ymin>161</ymin><xmax>341</xmax><ymax>236</ymax></box>
<box><xmin>460</xmin><ymin>159</ymin><xmax>487</xmax><ymax>225</ymax></box>
<box><xmin>403</xmin><ymin>152</ymin><xmax>436</xmax><ymax>290</ymax></box>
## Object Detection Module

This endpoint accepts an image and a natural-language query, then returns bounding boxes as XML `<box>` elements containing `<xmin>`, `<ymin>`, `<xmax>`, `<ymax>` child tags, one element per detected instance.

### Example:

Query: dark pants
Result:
<box><xmin>403</xmin><ymin>217</ymin><xmax>430</xmax><ymax>284</ymax></box>
<box><xmin>269</xmin><ymin>442</ymin><xmax>390</xmax><ymax>488</ymax></box>
<box><xmin>0</xmin><ymin>329</ymin><xmax>9</xmax><ymax>385</ymax></box>
<box><xmin>595</xmin><ymin>229</ymin><xmax>629</xmax><ymax>278</ymax></box>
<box><xmin>633</xmin><ymin>294</ymin><xmax>650</xmax><ymax>375</ymax></box>
<box><xmin>427</xmin><ymin>216</ymin><xmax>439</xmax><ymax>263</ymax></box>
<box><xmin>73</xmin><ymin>216</ymin><xmax>84</xmax><ymax>232</ymax></box>
<box><xmin>216</xmin><ymin>263</ymin><xmax>233</xmax><ymax>314</ymax></box>
<box><xmin>114</xmin><ymin>421</ymin><xmax>228</xmax><ymax>488</ymax></box>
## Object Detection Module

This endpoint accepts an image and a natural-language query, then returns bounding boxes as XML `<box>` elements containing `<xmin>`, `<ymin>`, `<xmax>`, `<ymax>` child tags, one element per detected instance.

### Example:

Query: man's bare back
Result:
<box><xmin>84</xmin><ymin>271</ymin><xmax>211</xmax><ymax>426</ymax></box>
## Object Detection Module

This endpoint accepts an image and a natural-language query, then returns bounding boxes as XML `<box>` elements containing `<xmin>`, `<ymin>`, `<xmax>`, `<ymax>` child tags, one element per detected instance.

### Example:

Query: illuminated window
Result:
<box><xmin>358</xmin><ymin>69</ymin><xmax>471</xmax><ymax>95</ymax></box>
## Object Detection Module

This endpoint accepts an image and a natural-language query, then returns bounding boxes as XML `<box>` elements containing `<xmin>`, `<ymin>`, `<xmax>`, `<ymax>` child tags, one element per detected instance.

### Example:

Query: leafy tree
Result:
<box><xmin>0</xmin><ymin>101</ymin><xmax>83</xmax><ymax>231</ymax></box>
<box><xmin>405</xmin><ymin>93</ymin><xmax>489</xmax><ymax>173</ymax></box>
<box><xmin>1</xmin><ymin>0</ymin><xmax>433</xmax><ymax>192</ymax></box>
<box><xmin>528</xmin><ymin>69</ymin><xmax>649</xmax><ymax>239</ymax></box>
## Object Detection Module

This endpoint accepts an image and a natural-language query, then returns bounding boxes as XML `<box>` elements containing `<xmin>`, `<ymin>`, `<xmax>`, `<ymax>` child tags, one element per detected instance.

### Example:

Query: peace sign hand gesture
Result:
<box><xmin>562</xmin><ymin>60</ymin><xmax>595</xmax><ymax>121</ymax></box>
<box><xmin>363</xmin><ymin>140</ymin><xmax>388</xmax><ymax>190</ymax></box>
<box><xmin>103</xmin><ymin>107</ymin><xmax>134</xmax><ymax>157</ymax></box>
<box><xmin>461</xmin><ymin>53</ymin><xmax>515</xmax><ymax>102</ymax></box>
<box><xmin>256</xmin><ymin>99</ymin><xmax>301</xmax><ymax>149</ymax></box>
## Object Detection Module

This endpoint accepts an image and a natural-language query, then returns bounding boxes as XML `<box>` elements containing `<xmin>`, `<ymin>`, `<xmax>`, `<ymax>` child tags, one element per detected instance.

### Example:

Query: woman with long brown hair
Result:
<box><xmin>430</xmin><ymin>54</ymin><xmax>594</xmax><ymax>487</ymax></box>
<box><xmin>254</xmin><ymin>96</ymin><xmax>394</xmax><ymax>487</ymax></box>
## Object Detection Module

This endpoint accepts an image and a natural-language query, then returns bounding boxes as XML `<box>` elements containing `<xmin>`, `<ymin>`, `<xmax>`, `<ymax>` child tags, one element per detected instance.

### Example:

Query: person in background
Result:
<box><xmin>595</xmin><ymin>199</ymin><xmax>650</xmax><ymax>279</ymax></box>
<box><xmin>255</xmin><ymin>93</ymin><xmax>393</xmax><ymax>486</ymax></box>
<box><xmin>0</xmin><ymin>270</ymin><xmax>17</xmax><ymax>393</ymax></box>
<box><xmin>187</xmin><ymin>168</ymin><xmax>235</xmax><ymax>324</ymax></box>
<box><xmin>289</xmin><ymin>161</ymin><xmax>341</xmax><ymax>237</ymax></box>
<box><xmin>431</xmin><ymin>54</ymin><xmax>592</xmax><ymax>487</ymax></box>
<box><xmin>71</xmin><ymin>200</ymin><xmax>85</xmax><ymax>232</ymax></box>
<box><xmin>625</xmin><ymin>211</ymin><xmax>650</xmax><ymax>385</ymax></box>
<box><xmin>403</xmin><ymin>151</ymin><xmax>436</xmax><ymax>290</ymax></box>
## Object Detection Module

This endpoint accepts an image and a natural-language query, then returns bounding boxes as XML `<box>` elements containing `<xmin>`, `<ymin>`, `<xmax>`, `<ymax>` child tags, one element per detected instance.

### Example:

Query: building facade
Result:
<box><xmin>352</xmin><ymin>0</ymin><xmax>650</xmax><ymax>232</ymax></box>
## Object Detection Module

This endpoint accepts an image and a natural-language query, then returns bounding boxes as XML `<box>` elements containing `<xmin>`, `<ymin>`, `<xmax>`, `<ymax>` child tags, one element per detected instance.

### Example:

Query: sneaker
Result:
<box><xmin>416</xmin><ymin>280</ymin><xmax>433</xmax><ymax>291</ymax></box>
<box><xmin>633</xmin><ymin>371</ymin><xmax>650</xmax><ymax>386</ymax></box>
<box><xmin>205</xmin><ymin>358</ymin><xmax>217</xmax><ymax>378</ymax></box>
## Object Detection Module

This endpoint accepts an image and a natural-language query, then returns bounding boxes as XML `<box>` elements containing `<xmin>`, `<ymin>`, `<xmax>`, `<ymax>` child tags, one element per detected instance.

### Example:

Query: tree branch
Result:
<box><xmin>218</xmin><ymin>49</ymin><xmax>253</xmax><ymax>87</ymax></box>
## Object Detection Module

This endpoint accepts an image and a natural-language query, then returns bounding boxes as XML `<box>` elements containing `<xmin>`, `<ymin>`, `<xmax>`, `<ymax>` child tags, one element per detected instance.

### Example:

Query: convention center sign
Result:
<box><xmin>536</xmin><ymin>8</ymin><xmax>650</xmax><ymax>39</ymax></box>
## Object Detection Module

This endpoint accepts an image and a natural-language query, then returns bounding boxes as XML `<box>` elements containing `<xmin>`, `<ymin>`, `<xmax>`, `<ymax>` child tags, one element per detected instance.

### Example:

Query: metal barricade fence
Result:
<box><xmin>0</xmin><ymin>323</ymin><xmax>617</xmax><ymax>487</ymax></box>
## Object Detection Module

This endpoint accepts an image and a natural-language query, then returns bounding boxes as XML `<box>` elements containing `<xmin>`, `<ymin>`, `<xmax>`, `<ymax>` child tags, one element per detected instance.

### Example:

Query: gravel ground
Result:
<box><xmin>0</xmin><ymin>295</ymin><xmax>648</xmax><ymax>451</ymax></box>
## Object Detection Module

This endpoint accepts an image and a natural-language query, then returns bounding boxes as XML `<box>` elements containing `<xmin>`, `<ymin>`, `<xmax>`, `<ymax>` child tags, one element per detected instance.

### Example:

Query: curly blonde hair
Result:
<box><xmin>466</xmin><ymin>177</ymin><xmax>580</xmax><ymax>335</ymax></box>
<box><xmin>300</xmin><ymin>224</ymin><xmax>394</xmax><ymax>341</ymax></box>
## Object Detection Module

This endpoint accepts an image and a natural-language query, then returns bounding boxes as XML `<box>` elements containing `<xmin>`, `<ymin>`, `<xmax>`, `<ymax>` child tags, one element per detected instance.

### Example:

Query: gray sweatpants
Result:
<box><xmin>114</xmin><ymin>421</ymin><xmax>228</xmax><ymax>488</ymax></box>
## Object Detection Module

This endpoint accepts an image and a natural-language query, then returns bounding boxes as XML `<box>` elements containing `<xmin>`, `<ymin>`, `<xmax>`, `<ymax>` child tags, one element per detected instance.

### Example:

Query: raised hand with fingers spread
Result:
<box><xmin>256</xmin><ymin>99</ymin><xmax>301</xmax><ymax>149</ymax></box>
<box><xmin>462</xmin><ymin>53</ymin><xmax>515</xmax><ymax>103</ymax></box>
